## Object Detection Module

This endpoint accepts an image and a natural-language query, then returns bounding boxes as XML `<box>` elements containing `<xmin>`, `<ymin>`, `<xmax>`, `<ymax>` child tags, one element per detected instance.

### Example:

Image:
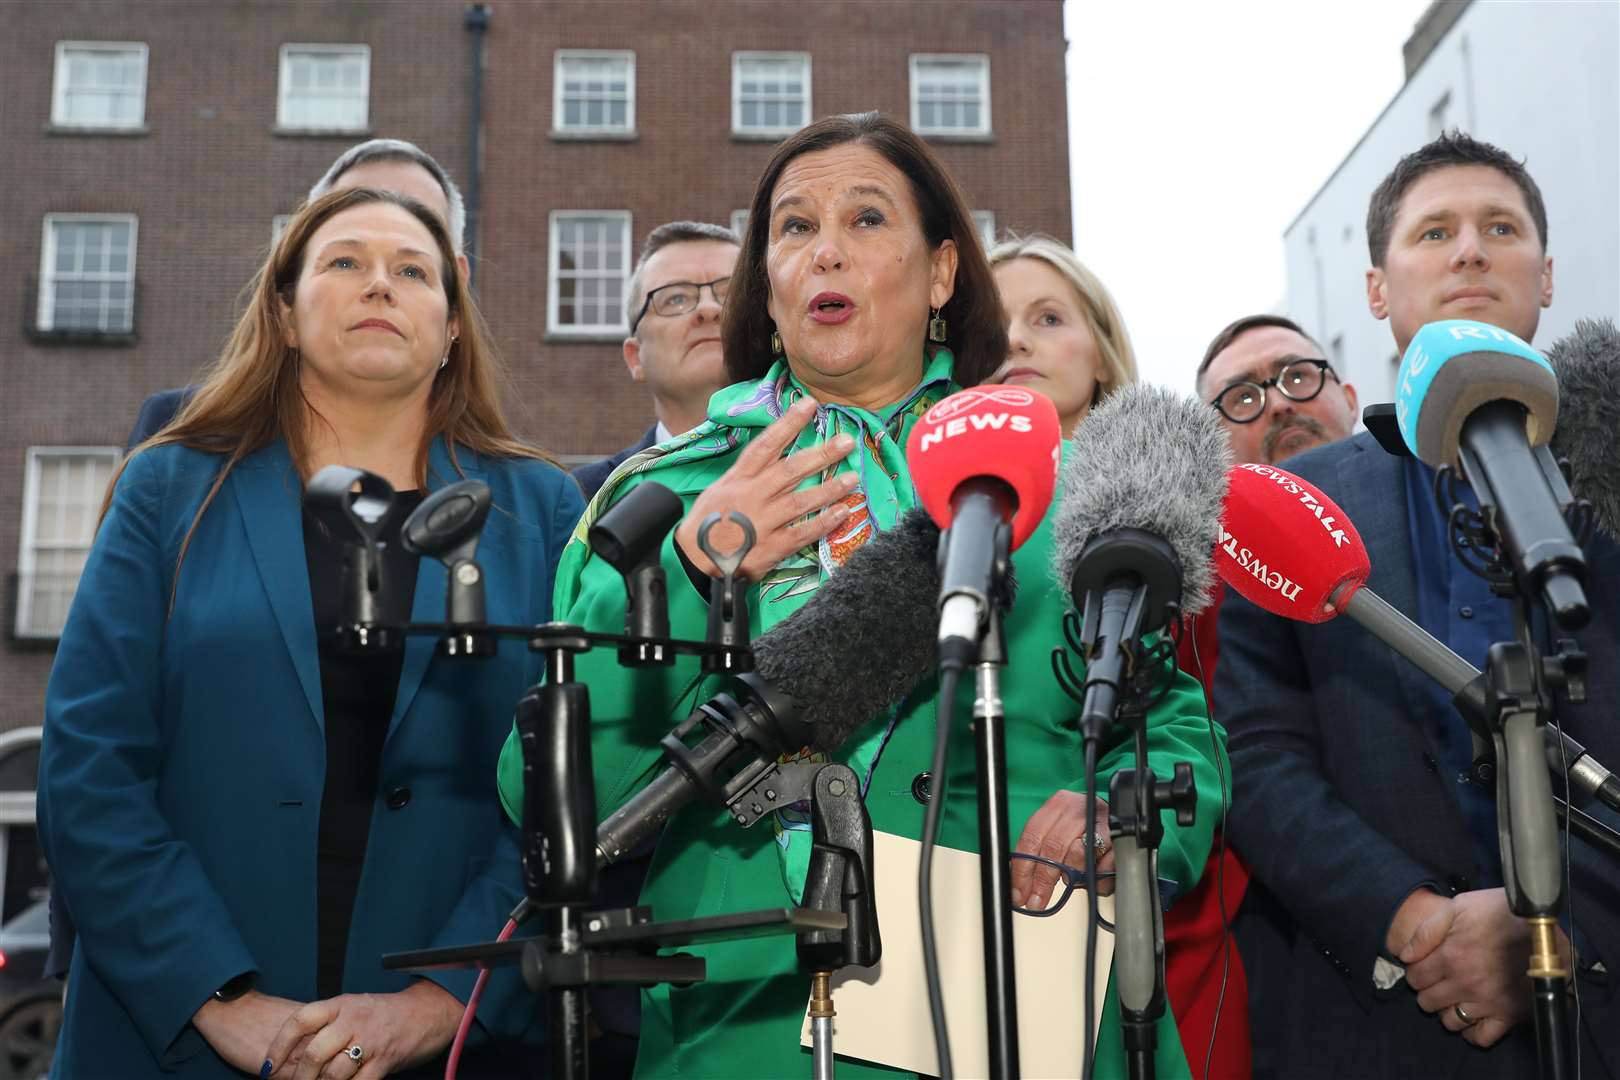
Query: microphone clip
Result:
<box><xmin>304</xmin><ymin>465</ymin><xmax>402</xmax><ymax>654</ymax></box>
<box><xmin>698</xmin><ymin>511</ymin><xmax>756</xmax><ymax>674</ymax></box>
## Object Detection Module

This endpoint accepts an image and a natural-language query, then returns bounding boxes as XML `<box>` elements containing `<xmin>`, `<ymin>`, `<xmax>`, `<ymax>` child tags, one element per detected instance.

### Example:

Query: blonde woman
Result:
<box><xmin>992</xmin><ymin>233</ymin><xmax>1254</xmax><ymax>1078</ymax></box>
<box><xmin>988</xmin><ymin>232</ymin><xmax>1138</xmax><ymax>436</ymax></box>
<box><xmin>39</xmin><ymin>187</ymin><xmax>582</xmax><ymax>1078</ymax></box>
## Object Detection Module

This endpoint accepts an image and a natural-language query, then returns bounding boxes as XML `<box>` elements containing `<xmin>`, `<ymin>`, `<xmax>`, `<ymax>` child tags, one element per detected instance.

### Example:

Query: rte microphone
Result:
<box><xmin>1051</xmin><ymin>384</ymin><xmax>1230</xmax><ymax>740</ymax></box>
<box><xmin>1218</xmin><ymin>462</ymin><xmax>1620</xmax><ymax>813</ymax></box>
<box><xmin>594</xmin><ymin>509</ymin><xmax>997</xmax><ymax>866</ymax></box>
<box><xmin>1395</xmin><ymin>319</ymin><xmax>1588</xmax><ymax>628</ymax></box>
<box><xmin>1546</xmin><ymin>317</ymin><xmax>1620</xmax><ymax>540</ymax></box>
<box><xmin>906</xmin><ymin>386</ymin><xmax>1060</xmax><ymax>668</ymax></box>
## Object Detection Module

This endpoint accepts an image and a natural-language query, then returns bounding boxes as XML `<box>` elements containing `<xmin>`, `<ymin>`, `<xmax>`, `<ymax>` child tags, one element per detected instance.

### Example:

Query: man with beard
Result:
<box><xmin>1197</xmin><ymin>314</ymin><xmax>1359</xmax><ymax>466</ymax></box>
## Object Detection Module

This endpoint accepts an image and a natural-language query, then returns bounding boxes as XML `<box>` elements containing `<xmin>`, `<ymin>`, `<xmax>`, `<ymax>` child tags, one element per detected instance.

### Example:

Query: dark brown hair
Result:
<box><xmin>1366</xmin><ymin>130</ymin><xmax>1548</xmax><ymax>268</ymax></box>
<box><xmin>721</xmin><ymin>112</ymin><xmax>1006</xmax><ymax>388</ymax></box>
<box><xmin>106</xmin><ymin>186</ymin><xmax>552</xmax><ymax>604</ymax></box>
<box><xmin>1196</xmin><ymin>313</ymin><xmax>1326</xmax><ymax>394</ymax></box>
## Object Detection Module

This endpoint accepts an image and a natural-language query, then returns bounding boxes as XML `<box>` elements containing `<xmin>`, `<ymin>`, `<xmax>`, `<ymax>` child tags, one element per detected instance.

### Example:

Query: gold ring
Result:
<box><xmin>1453</xmin><ymin>1003</ymin><xmax>1475</xmax><ymax>1026</ymax></box>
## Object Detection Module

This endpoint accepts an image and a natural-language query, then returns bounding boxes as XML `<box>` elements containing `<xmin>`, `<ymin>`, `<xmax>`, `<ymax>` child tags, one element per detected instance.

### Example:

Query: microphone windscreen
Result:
<box><xmin>1051</xmin><ymin>383</ymin><xmax>1231</xmax><ymax>618</ymax></box>
<box><xmin>1547</xmin><ymin>318</ymin><xmax>1620</xmax><ymax>539</ymax></box>
<box><xmin>1394</xmin><ymin>319</ymin><xmax>1559</xmax><ymax>468</ymax></box>
<box><xmin>1218</xmin><ymin>463</ymin><xmax>1370</xmax><ymax>622</ymax></box>
<box><xmin>752</xmin><ymin>510</ymin><xmax>959</xmax><ymax>754</ymax></box>
<box><xmin>905</xmin><ymin>386</ymin><xmax>1060</xmax><ymax>550</ymax></box>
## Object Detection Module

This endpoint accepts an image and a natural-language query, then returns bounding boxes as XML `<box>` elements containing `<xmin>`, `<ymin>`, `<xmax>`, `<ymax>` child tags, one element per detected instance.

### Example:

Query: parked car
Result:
<box><xmin>0</xmin><ymin>900</ymin><xmax>59</xmax><ymax>1080</ymax></box>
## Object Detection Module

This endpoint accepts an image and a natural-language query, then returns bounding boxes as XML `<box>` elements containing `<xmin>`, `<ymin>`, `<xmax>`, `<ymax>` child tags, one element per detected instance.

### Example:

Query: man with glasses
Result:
<box><xmin>573</xmin><ymin>221</ymin><xmax>739</xmax><ymax>500</ymax></box>
<box><xmin>1196</xmin><ymin>314</ymin><xmax>1359</xmax><ymax>466</ymax></box>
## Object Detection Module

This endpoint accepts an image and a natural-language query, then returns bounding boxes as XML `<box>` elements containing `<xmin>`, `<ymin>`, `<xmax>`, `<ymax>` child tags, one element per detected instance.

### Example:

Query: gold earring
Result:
<box><xmin>928</xmin><ymin>307</ymin><xmax>948</xmax><ymax>344</ymax></box>
<box><xmin>770</xmin><ymin>330</ymin><xmax>784</xmax><ymax>356</ymax></box>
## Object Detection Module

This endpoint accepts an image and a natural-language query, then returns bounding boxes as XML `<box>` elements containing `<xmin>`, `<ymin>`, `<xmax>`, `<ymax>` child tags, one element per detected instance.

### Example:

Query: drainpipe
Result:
<box><xmin>464</xmin><ymin>3</ymin><xmax>490</xmax><ymax>288</ymax></box>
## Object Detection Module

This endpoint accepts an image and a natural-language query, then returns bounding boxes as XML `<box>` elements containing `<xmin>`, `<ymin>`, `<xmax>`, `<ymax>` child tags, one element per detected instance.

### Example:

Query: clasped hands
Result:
<box><xmin>194</xmin><ymin>979</ymin><xmax>462</xmax><ymax>1078</ymax></box>
<box><xmin>1388</xmin><ymin>885</ymin><xmax>1572</xmax><ymax>1048</ymax></box>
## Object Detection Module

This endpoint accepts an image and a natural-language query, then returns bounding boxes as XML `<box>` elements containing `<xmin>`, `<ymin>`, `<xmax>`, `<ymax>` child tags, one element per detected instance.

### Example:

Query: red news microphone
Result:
<box><xmin>905</xmin><ymin>386</ymin><xmax>1060</xmax><ymax>668</ymax></box>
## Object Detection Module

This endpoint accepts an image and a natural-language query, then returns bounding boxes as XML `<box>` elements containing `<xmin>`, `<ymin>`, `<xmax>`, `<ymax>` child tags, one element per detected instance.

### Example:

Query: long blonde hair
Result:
<box><xmin>105</xmin><ymin>186</ymin><xmax>552</xmax><ymax>596</ymax></box>
<box><xmin>988</xmin><ymin>233</ymin><xmax>1138</xmax><ymax>401</ymax></box>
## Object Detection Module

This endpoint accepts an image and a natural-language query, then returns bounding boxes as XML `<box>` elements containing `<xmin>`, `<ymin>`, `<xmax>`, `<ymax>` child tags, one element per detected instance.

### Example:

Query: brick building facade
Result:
<box><xmin>0</xmin><ymin>0</ymin><xmax>1070</xmax><ymax>731</ymax></box>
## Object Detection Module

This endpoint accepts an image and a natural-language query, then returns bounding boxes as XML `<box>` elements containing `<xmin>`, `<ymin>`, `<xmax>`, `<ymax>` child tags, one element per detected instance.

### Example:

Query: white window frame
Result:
<box><xmin>51</xmin><ymin>41</ymin><xmax>148</xmax><ymax>130</ymax></box>
<box><xmin>731</xmin><ymin>52</ymin><xmax>811</xmax><ymax>139</ymax></box>
<box><xmin>15</xmin><ymin>448</ymin><xmax>122</xmax><ymax>640</ymax></box>
<box><xmin>276</xmin><ymin>43</ymin><xmax>371</xmax><ymax>132</ymax></box>
<box><xmin>552</xmin><ymin>50</ymin><xmax>636</xmax><ymax>136</ymax></box>
<box><xmin>36</xmin><ymin>213</ymin><xmax>139</xmax><ymax>334</ymax></box>
<box><xmin>547</xmin><ymin>210</ymin><xmax>632</xmax><ymax>337</ymax></box>
<box><xmin>909</xmin><ymin>54</ymin><xmax>992</xmax><ymax>138</ymax></box>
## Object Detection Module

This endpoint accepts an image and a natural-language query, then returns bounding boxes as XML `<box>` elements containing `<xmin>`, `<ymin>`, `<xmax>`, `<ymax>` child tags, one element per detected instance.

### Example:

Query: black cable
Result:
<box><xmin>1081</xmin><ymin>734</ymin><xmax>1100</xmax><ymax>1080</ymax></box>
<box><xmin>920</xmin><ymin>663</ymin><xmax>962</xmax><ymax>1079</ymax></box>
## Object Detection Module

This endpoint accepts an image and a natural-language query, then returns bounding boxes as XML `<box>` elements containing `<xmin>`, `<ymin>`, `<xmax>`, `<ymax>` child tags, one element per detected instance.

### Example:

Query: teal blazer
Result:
<box><xmin>38</xmin><ymin>437</ymin><xmax>583</xmax><ymax>1077</ymax></box>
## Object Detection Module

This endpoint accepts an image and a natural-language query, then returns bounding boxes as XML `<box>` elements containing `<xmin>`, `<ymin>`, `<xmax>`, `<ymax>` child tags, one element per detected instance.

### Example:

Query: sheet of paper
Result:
<box><xmin>799</xmin><ymin>830</ymin><xmax>1114</xmax><ymax>1078</ymax></box>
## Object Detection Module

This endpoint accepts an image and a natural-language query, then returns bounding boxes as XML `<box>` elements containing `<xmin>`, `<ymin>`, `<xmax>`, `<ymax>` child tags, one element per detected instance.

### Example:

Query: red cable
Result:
<box><xmin>444</xmin><ymin>916</ymin><xmax>519</xmax><ymax>1080</ymax></box>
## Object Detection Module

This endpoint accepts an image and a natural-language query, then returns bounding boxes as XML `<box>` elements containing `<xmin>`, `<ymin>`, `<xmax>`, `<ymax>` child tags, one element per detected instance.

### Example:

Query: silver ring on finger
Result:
<box><xmin>347</xmin><ymin>1045</ymin><xmax>365</xmax><ymax>1063</ymax></box>
<box><xmin>1081</xmin><ymin>831</ymin><xmax>1110</xmax><ymax>853</ymax></box>
<box><xmin>1453</xmin><ymin>1003</ymin><xmax>1475</xmax><ymax>1026</ymax></box>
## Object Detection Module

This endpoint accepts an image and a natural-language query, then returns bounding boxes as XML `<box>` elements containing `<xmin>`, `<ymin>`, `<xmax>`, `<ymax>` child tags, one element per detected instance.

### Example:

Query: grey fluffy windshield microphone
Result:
<box><xmin>1050</xmin><ymin>384</ymin><xmax>1230</xmax><ymax>739</ymax></box>
<box><xmin>1547</xmin><ymin>317</ymin><xmax>1620</xmax><ymax>540</ymax></box>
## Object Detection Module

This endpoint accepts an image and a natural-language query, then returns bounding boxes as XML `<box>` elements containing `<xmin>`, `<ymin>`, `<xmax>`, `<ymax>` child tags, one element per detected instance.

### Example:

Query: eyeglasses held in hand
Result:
<box><xmin>1210</xmin><ymin>357</ymin><xmax>1339</xmax><ymax>424</ymax></box>
<box><xmin>1009</xmin><ymin>852</ymin><xmax>1179</xmax><ymax>927</ymax></box>
<box><xmin>630</xmin><ymin>276</ymin><xmax>732</xmax><ymax>333</ymax></box>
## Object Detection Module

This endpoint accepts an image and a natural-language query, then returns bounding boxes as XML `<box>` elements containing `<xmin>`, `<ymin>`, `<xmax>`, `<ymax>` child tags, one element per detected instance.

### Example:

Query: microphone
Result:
<box><xmin>1546</xmin><ymin>318</ymin><xmax>1620</xmax><ymax>539</ymax></box>
<box><xmin>1218</xmin><ymin>462</ymin><xmax>1620</xmax><ymax>813</ymax></box>
<box><xmin>1051</xmin><ymin>384</ymin><xmax>1231</xmax><ymax>739</ymax></box>
<box><xmin>595</xmin><ymin>509</ymin><xmax>982</xmax><ymax>866</ymax></box>
<box><xmin>906</xmin><ymin>386</ymin><xmax>1060</xmax><ymax>667</ymax></box>
<box><xmin>1394</xmin><ymin>319</ymin><xmax>1588</xmax><ymax>628</ymax></box>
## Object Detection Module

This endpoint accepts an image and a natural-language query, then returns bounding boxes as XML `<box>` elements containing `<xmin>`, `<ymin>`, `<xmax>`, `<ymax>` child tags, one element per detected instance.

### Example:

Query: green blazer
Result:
<box><xmin>498</xmin><ymin>357</ymin><xmax>1226</xmax><ymax>1078</ymax></box>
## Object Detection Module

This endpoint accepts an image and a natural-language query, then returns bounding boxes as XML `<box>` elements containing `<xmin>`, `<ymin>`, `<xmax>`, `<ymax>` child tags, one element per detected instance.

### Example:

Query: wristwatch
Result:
<box><xmin>212</xmin><ymin>972</ymin><xmax>255</xmax><ymax>1002</ymax></box>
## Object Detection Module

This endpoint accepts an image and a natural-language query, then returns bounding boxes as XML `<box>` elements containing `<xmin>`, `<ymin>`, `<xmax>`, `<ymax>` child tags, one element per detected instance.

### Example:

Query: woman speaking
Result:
<box><xmin>498</xmin><ymin>113</ymin><xmax>1226</xmax><ymax>1078</ymax></box>
<box><xmin>40</xmin><ymin>187</ymin><xmax>582</xmax><ymax>1077</ymax></box>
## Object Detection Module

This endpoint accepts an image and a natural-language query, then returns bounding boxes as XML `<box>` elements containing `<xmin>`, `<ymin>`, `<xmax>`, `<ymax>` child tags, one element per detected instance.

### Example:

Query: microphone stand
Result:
<box><xmin>1483</xmin><ymin>604</ymin><xmax>1573</xmax><ymax>1080</ymax></box>
<box><xmin>1107</xmin><ymin>723</ymin><xmax>1195</xmax><ymax>1080</ymax></box>
<box><xmin>973</xmin><ymin>596</ymin><xmax>1020</xmax><ymax>1080</ymax></box>
<box><xmin>1435</xmin><ymin>461</ymin><xmax>1582</xmax><ymax>1080</ymax></box>
<box><xmin>1053</xmin><ymin>528</ymin><xmax>1191</xmax><ymax>1080</ymax></box>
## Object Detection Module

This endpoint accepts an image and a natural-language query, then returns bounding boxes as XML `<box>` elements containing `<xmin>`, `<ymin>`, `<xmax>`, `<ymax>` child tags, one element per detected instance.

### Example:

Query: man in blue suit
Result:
<box><xmin>1214</xmin><ymin>132</ymin><xmax>1620</xmax><ymax>1077</ymax></box>
<box><xmin>572</xmin><ymin>221</ymin><xmax>738</xmax><ymax>500</ymax></box>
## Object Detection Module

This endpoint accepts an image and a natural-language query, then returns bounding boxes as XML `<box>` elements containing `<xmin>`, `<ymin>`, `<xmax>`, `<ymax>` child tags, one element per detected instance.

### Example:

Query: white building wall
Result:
<box><xmin>1283</xmin><ymin>0</ymin><xmax>1619</xmax><ymax>407</ymax></box>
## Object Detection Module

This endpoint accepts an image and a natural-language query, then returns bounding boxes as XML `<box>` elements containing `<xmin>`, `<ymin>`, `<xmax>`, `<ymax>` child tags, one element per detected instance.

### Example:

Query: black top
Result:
<box><xmin>302</xmin><ymin>490</ymin><xmax>424</xmax><ymax>999</ymax></box>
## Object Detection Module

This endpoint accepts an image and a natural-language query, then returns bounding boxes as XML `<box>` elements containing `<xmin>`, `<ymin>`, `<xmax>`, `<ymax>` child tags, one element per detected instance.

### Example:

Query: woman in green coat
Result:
<box><xmin>497</xmin><ymin>113</ymin><xmax>1227</xmax><ymax>1078</ymax></box>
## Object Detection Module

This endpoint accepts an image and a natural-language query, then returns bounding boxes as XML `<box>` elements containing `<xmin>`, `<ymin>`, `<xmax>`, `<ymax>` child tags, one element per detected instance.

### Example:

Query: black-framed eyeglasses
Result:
<box><xmin>629</xmin><ymin>276</ymin><xmax>731</xmax><ymax>333</ymax></box>
<box><xmin>1210</xmin><ymin>358</ymin><xmax>1339</xmax><ymax>424</ymax></box>
<box><xmin>1010</xmin><ymin>853</ymin><xmax>1179</xmax><ymax>925</ymax></box>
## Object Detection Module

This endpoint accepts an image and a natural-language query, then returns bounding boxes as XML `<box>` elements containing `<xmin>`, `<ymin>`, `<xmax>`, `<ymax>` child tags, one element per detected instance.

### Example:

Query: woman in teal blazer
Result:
<box><xmin>38</xmin><ymin>187</ymin><xmax>582</xmax><ymax>1077</ymax></box>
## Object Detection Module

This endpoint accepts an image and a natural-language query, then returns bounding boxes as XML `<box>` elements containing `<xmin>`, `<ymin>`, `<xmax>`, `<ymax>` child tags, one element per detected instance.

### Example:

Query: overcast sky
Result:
<box><xmin>1064</xmin><ymin>0</ymin><xmax>1432</xmax><ymax>393</ymax></box>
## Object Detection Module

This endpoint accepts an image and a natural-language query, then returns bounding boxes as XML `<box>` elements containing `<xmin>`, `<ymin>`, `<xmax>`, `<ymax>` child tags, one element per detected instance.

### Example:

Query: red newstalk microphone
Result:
<box><xmin>905</xmin><ymin>386</ymin><xmax>1060</xmax><ymax>666</ymax></box>
<box><xmin>1220</xmin><ymin>462</ymin><xmax>1620</xmax><ymax>817</ymax></box>
<box><xmin>1216</xmin><ymin>461</ymin><xmax>1487</xmax><ymax>696</ymax></box>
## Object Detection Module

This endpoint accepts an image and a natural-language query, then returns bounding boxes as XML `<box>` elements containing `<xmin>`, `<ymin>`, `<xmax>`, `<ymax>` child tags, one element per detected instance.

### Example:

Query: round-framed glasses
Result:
<box><xmin>1210</xmin><ymin>358</ymin><xmax>1339</xmax><ymax>424</ymax></box>
<box><xmin>630</xmin><ymin>276</ymin><xmax>731</xmax><ymax>333</ymax></box>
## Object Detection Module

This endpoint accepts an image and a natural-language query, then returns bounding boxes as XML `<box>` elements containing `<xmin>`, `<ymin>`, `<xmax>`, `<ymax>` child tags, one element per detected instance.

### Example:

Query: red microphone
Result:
<box><xmin>1217</xmin><ymin>463</ymin><xmax>1369</xmax><ymax>621</ymax></box>
<box><xmin>905</xmin><ymin>386</ymin><xmax>1060</xmax><ymax>665</ymax></box>
<box><xmin>1217</xmin><ymin>461</ymin><xmax>1482</xmax><ymax>691</ymax></box>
